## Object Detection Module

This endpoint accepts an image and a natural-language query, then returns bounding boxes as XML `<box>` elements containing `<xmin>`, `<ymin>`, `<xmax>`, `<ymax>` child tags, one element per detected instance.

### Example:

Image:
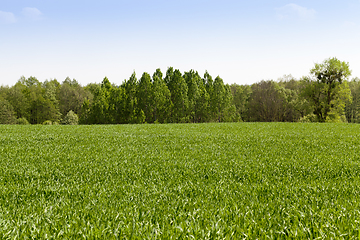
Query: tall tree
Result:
<box><xmin>21</xmin><ymin>76</ymin><xmax>60</xmax><ymax>124</ymax></box>
<box><xmin>137</xmin><ymin>72</ymin><xmax>153</xmax><ymax>123</ymax></box>
<box><xmin>203</xmin><ymin>71</ymin><xmax>215</xmax><ymax>121</ymax></box>
<box><xmin>345</xmin><ymin>78</ymin><xmax>360</xmax><ymax>123</ymax></box>
<box><xmin>108</xmin><ymin>86</ymin><xmax>126</xmax><ymax>124</ymax></box>
<box><xmin>184</xmin><ymin>70</ymin><xmax>200</xmax><ymax>122</ymax></box>
<box><xmin>303</xmin><ymin>57</ymin><xmax>352</xmax><ymax>122</ymax></box>
<box><xmin>247</xmin><ymin>80</ymin><xmax>288</xmax><ymax>122</ymax></box>
<box><xmin>43</xmin><ymin>79</ymin><xmax>61</xmax><ymax>121</ymax></box>
<box><xmin>166</xmin><ymin>68</ymin><xmax>189</xmax><ymax>123</ymax></box>
<box><xmin>152</xmin><ymin>69</ymin><xmax>172</xmax><ymax>123</ymax></box>
<box><xmin>122</xmin><ymin>72</ymin><xmax>145</xmax><ymax>124</ymax></box>
<box><xmin>0</xmin><ymin>99</ymin><xmax>16</xmax><ymax>124</ymax></box>
<box><xmin>58</xmin><ymin>77</ymin><xmax>92</xmax><ymax>118</ymax></box>
<box><xmin>212</xmin><ymin>76</ymin><xmax>238</xmax><ymax>122</ymax></box>
<box><xmin>230</xmin><ymin>84</ymin><xmax>252</xmax><ymax>121</ymax></box>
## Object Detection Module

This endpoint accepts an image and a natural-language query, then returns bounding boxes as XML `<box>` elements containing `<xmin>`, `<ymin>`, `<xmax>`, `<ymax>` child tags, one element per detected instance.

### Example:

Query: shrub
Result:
<box><xmin>16</xmin><ymin>117</ymin><xmax>30</xmax><ymax>125</ymax></box>
<box><xmin>43</xmin><ymin>120</ymin><xmax>53</xmax><ymax>125</ymax></box>
<box><xmin>299</xmin><ymin>113</ymin><xmax>317</xmax><ymax>123</ymax></box>
<box><xmin>62</xmin><ymin>110</ymin><xmax>79</xmax><ymax>125</ymax></box>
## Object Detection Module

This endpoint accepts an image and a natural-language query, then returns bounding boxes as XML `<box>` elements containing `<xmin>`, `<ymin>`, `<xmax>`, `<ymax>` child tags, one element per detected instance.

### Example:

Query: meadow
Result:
<box><xmin>1</xmin><ymin>123</ymin><xmax>360</xmax><ymax>239</ymax></box>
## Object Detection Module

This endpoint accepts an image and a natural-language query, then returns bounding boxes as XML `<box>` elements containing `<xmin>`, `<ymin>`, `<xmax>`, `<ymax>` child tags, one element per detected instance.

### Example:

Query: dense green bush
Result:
<box><xmin>299</xmin><ymin>113</ymin><xmax>318</xmax><ymax>122</ymax></box>
<box><xmin>62</xmin><ymin>110</ymin><xmax>79</xmax><ymax>125</ymax></box>
<box><xmin>16</xmin><ymin>117</ymin><xmax>30</xmax><ymax>125</ymax></box>
<box><xmin>42</xmin><ymin>120</ymin><xmax>53</xmax><ymax>125</ymax></box>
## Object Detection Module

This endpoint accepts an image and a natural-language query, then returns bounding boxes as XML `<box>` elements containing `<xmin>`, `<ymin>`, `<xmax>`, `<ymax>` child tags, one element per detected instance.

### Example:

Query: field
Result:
<box><xmin>1</xmin><ymin>123</ymin><xmax>360</xmax><ymax>239</ymax></box>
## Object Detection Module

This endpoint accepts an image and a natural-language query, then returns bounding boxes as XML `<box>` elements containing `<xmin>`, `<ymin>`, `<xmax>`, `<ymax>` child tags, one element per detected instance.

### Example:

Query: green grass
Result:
<box><xmin>1</xmin><ymin>123</ymin><xmax>360</xmax><ymax>239</ymax></box>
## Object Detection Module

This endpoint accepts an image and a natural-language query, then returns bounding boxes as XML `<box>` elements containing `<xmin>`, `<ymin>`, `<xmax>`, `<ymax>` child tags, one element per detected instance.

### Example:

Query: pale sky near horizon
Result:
<box><xmin>1</xmin><ymin>0</ymin><xmax>360</xmax><ymax>87</ymax></box>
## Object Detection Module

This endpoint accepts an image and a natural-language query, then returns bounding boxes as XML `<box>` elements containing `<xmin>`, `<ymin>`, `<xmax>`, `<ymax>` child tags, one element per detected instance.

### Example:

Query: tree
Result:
<box><xmin>87</xmin><ymin>79</ymin><xmax>109</xmax><ymax>124</ymax></box>
<box><xmin>7</xmin><ymin>79</ymin><xmax>30</xmax><ymax>121</ymax></box>
<box><xmin>43</xmin><ymin>79</ymin><xmax>61</xmax><ymax>122</ymax></box>
<box><xmin>303</xmin><ymin>57</ymin><xmax>352</xmax><ymax>122</ymax></box>
<box><xmin>184</xmin><ymin>70</ymin><xmax>200</xmax><ymax>122</ymax></box>
<box><xmin>152</xmin><ymin>69</ymin><xmax>172</xmax><ymax>123</ymax></box>
<box><xmin>137</xmin><ymin>72</ymin><xmax>153</xmax><ymax>123</ymax></box>
<box><xmin>345</xmin><ymin>78</ymin><xmax>360</xmax><ymax>123</ymax></box>
<box><xmin>108</xmin><ymin>86</ymin><xmax>126</xmax><ymax>124</ymax></box>
<box><xmin>278</xmin><ymin>75</ymin><xmax>313</xmax><ymax>121</ymax></box>
<box><xmin>212</xmin><ymin>76</ymin><xmax>238</xmax><ymax>122</ymax></box>
<box><xmin>195</xmin><ymin>81</ymin><xmax>210</xmax><ymax>123</ymax></box>
<box><xmin>166</xmin><ymin>68</ymin><xmax>189</xmax><ymax>123</ymax></box>
<box><xmin>122</xmin><ymin>72</ymin><xmax>145</xmax><ymax>124</ymax></box>
<box><xmin>230</xmin><ymin>84</ymin><xmax>252</xmax><ymax>121</ymax></box>
<box><xmin>247</xmin><ymin>80</ymin><xmax>289</xmax><ymax>122</ymax></box>
<box><xmin>0</xmin><ymin>99</ymin><xmax>16</xmax><ymax>124</ymax></box>
<box><xmin>21</xmin><ymin>76</ymin><xmax>61</xmax><ymax>124</ymax></box>
<box><xmin>203</xmin><ymin>71</ymin><xmax>215</xmax><ymax>121</ymax></box>
<box><xmin>58</xmin><ymin>77</ymin><xmax>92</xmax><ymax>118</ymax></box>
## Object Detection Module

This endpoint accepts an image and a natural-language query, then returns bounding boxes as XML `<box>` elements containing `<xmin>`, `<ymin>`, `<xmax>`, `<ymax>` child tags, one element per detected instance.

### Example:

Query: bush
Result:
<box><xmin>299</xmin><ymin>113</ymin><xmax>318</xmax><ymax>123</ymax></box>
<box><xmin>43</xmin><ymin>120</ymin><xmax>53</xmax><ymax>125</ymax></box>
<box><xmin>16</xmin><ymin>117</ymin><xmax>30</xmax><ymax>125</ymax></box>
<box><xmin>62</xmin><ymin>110</ymin><xmax>79</xmax><ymax>125</ymax></box>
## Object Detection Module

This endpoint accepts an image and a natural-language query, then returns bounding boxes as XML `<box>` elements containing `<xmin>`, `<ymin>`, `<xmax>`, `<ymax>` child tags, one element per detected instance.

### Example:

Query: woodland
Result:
<box><xmin>1</xmin><ymin>57</ymin><xmax>359</xmax><ymax>125</ymax></box>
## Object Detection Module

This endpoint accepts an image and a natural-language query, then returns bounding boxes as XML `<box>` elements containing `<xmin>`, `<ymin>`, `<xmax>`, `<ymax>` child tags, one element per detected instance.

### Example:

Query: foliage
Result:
<box><xmin>0</xmin><ymin>99</ymin><xmax>16</xmax><ymax>124</ymax></box>
<box><xmin>303</xmin><ymin>57</ymin><xmax>352</xmax><ymax>122</ymax></box>
<box><xmin>42</xmin><ymin>120</ymin><xmax>53</xmax><ymax>125</ymax></box>
<box><xmin>247</xmin><ymin>80</ymin><xmax>290</xmax><ymax>122</ymax></box>
<box><xmin>16</xmin><ymin>117</ymin><xmax>30</xmax><ymax>125</ymax></box>
<box><xmin>1</xmin><ymin>123</ymin><xmax>360</xmax><ymax>238</ymax></box>
<box><xmin>62</xmin><ymin>110</ymin><xmax>79</xmax><ymax>125</ymax></box>
<box><xmin>57</xmin><ymin>77</ymin><xmax>92</xmax><ymax>118</ymax></box>
<box><xmin>230</xmin><ymin>84</ymin><xmax>252</xmax><ymax>121</ymax></box>
<box><xmin>2</xmin><ymin>60</ymin><xmax>360</xmax><ymax>124</ymax></box>
<box><xmin>299</xmin><ymin>113</ymin><xmax>318</xmax><ymax>122</ymax></box>
<box><xmin>345</xmin><ymin>78</ymin><xmax>360</xmax><ymax>123</ymax></box>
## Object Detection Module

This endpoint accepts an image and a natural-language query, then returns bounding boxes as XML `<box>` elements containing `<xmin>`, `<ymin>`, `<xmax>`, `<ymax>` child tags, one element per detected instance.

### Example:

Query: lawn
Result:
<box><xmin>1</xmin><ymin>123</ymin><xmax>360</xmax><ymax>239</ymax></box>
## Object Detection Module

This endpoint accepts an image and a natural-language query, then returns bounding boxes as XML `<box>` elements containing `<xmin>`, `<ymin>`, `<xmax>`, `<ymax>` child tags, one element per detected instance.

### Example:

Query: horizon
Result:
<box><xmin>1</xmin><ymin>0</ymin><xmax>360</xmax><ymax>86</ymax></box>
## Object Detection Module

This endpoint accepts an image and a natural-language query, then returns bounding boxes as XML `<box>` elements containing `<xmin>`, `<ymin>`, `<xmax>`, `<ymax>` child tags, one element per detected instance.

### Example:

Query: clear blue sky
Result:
<box><xmin>1</xmin><ymin>0</ymin><xmax>360</xmax><ymax>86</ymax></box>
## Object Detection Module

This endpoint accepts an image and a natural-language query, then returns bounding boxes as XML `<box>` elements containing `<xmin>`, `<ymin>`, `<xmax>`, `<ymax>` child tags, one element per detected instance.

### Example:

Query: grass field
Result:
<box><xmin>1</xmin><ymin>123</ymin><xmax>360</xmax><ymax>239</ymax></box>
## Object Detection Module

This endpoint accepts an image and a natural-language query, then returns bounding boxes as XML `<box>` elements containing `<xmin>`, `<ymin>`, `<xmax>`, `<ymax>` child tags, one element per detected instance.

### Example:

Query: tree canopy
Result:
<box><xmin>1</xmin><ymin>59</ymin><xmax>359</xmax><ymax>125</ymax></box>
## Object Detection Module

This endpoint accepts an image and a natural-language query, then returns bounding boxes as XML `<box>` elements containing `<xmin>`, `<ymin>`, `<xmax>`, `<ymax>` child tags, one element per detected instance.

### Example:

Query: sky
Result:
<box><xmin>1</xmin><ymin>0</ymin><xmax>360</xmax><ymax>86</ymax></box>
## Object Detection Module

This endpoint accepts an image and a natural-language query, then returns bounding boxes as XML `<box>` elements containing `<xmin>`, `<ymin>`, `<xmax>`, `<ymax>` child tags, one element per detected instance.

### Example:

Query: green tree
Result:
<box><xmin>212</xmin><ymin>76</ymin><xmax>238</xmax><ymax>122</ymax></box>
<box><xmin>21</xmin><ymin>76</ymin><xmax>61</xmax><ymax>124</ymax></box>
<box><xmin>58</xmin><ymin>77</ymin><xmax>92</xmax><ymax>118</ymax></box>
<box><xmin>203</xmin><ymin>71</ymin><xmax>215</xmax><ymax>121</ymax></box>
<box><xmin>304</xmin><ymin>57</ymin><xmax>352</xmax><ymax>122</ymax></box>
<box><xmin>184</xmin><ymin>70</ymin><xmax>200</xmax><ymax>122</ymax></box>
<box><xmin>122</xmin><ymin>72</ymin><xmax>145</xmax><ymax>124</ymax></box>
<box><xmin>137</xmin><ymin>72</ymin><xmax>153</xmax><ymax>123</ymax></box>
<box><xmin>43</xmin><ymin>79</ymin><xmax>61</xmax><ymax>122</ymax></box>
<box><xmin>79</xmin><ymin>98</ymin><xmax>91</xmax><ymax>124</ymax></box>
<box><xmin>0</xmin><ymin>99</ymin><xmax>16</xmax><ymax>124</ymax></box>
<box><xmin>166</xmin><ymin>68</ymin><xmax>189</xmax><ymax>123</ymax></box>
<box><xmin>152</xmin><ymin>69</ymin><xmax>172</xmax><ymax>123</ymax></box>
<box><xmin>278</xmin><ymin>75</ymin><xmax>313</xmax><ymax>121</ymax></box>
<box><xmin>7</xmin><ymin>78</ymin><xmax>30</xmax><ymax>121</ymax></box>
<box><xmin>87</xmin><ymin>78</ymin><xmax>111</xmax><ymax>124</ymax></box>
<box><xmin>194</xmin><ymin>72</ymin><xmax>210</xmax><ymax>123</ymax></box>
<box><xmin>230</xmin><ymin>84</ymin><xmax>252</xmax><ymax>121</ymax></box>
<box><xmin>345</xmin><ymin>78</ymin><xmax>360</xmax><ymax>123</ymax></box>
<box><xmin>247</xmin><ymin>80</ymin><xmax>289</xmax><ymax>122</ymax></box>
<box><xmin>108</xmin><ymin>86</ymin><xmax>126</xmax><ymax>124</ymax></box>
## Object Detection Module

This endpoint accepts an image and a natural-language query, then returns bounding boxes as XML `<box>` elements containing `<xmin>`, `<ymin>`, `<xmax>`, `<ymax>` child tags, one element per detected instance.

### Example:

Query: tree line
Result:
<box><xmin>1</xmin><ymin>57</ymin><xmax>360</xmax><ymax>125</ymax></box>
